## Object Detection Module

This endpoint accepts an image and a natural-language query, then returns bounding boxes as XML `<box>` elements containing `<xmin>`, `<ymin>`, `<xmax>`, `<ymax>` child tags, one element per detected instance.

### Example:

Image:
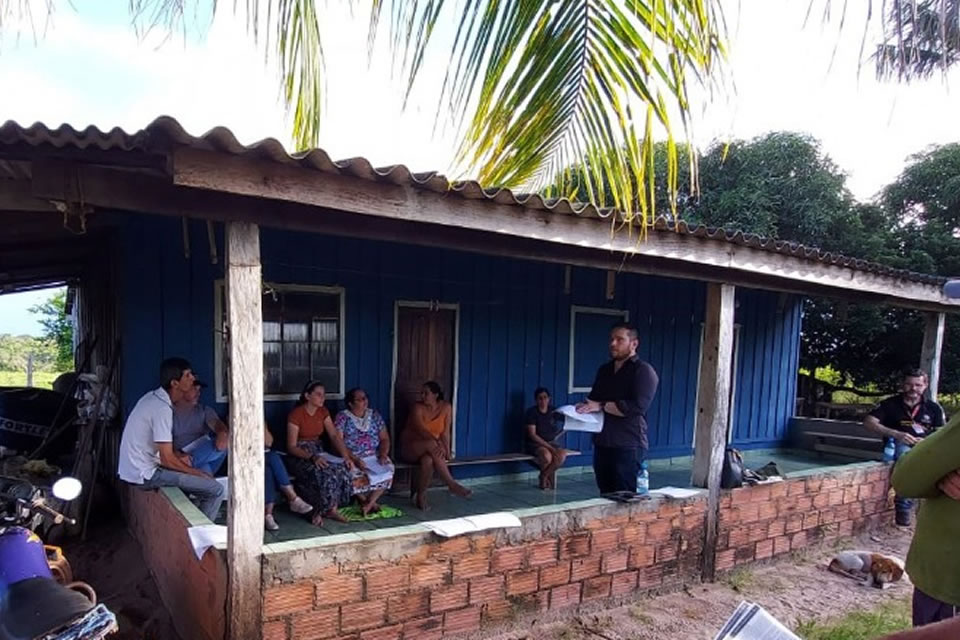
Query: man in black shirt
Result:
<box><xmin>524</xmin><ymin>387</ymin><xmax>566</xmax><ymax>490</ymax></box>
<box><xmin>864</xmin><ymin>368</ymin><xmax>947</xmax><ymax>526</ymax></box>
<box><xmin>576</xmin><ymin>323</ymin><xmax>659</xmax><ymax>494</ymax></box>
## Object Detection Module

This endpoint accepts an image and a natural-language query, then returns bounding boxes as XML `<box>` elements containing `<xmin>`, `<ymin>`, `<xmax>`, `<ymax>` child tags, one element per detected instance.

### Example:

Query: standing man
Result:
<box><xmin>173</xmin><ymin>380</ymin><xmax>229</xmax><ymax>476</ymax></box>
<box><xmin>576</xmin><ymin>323</ymin><xmax>659</xmax><ymax>494</ymax></box>
<box><xmin>118</xmin><ymin>357</ymin><xmax>225</xmax><ymax>521</ymax></box>
<box><xmin>863</xmin><ymin>369</ymin><xmax>946</xmax><ymax>526</ymax></box>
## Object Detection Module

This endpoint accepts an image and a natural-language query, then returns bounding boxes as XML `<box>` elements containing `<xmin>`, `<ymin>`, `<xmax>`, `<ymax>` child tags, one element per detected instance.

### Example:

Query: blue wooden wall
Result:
<box><xmin>118</xmin><ymin>214</ymin><xmax>801</xmax><ymax>467</ymax></box>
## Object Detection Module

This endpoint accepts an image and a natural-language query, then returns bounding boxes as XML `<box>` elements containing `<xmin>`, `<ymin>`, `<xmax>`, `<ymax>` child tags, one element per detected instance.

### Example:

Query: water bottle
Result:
<box><xmin>636</xmin><ymin>461</ymin><xmax>649</xmax><ymax>495</ymax></box>
<box><xmin>883</xmin><ymin>438</ymin><xmax>896</xmax><ymax>463</ymax></box>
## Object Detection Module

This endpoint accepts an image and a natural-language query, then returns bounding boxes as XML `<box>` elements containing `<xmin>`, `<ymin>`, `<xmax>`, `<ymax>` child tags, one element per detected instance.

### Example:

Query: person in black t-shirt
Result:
<box><xmin>524</xmin><ymin>387</ymin><xmax>566</xmax><ymax>490</ymax></box>
<box><xmin>576</xmin><ymin>323</ymin><xmax>659</xmax><ymax>495</ymax></box>
<box><xmin>864</xmin><ymin>368</ymin><xmax>947</xmax><ymax>526</ymax></box>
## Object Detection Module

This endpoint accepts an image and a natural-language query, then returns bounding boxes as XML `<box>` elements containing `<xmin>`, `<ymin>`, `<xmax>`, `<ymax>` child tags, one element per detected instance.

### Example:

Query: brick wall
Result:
<box><xmin>715</xmin><ymin>465</ymin><xmax>893</xmax><ymax>571</ymax></box>
<box><xmin>249</xmin><ymin>462</ymin><xmax>893</xmax><ymax>639</ymax></box>
<box><xmin>126</xmin><ymin>486</ymin><xmax>228</xmax><ymax>640</ymax></box>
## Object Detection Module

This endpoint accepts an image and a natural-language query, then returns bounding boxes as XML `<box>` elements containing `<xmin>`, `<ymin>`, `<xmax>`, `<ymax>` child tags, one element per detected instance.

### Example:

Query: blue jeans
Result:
<box><xmin>894</xmin><ymin>442</ymin><xmax>913</xmax><ymax>515</ymax></box>
<box><xmin>265</xmin><ymin>451</ymin><xmax>291</xmax><ymax>504</ymax></box>
<box><xmin>141</xmin><ymin>467</ymin><xmax>225</xmax><ymax>521</ymax></box>
<box><xmin>186</xmin><ymin>435</ymin><xmax>227</xmax><ymax>476</ymax></box>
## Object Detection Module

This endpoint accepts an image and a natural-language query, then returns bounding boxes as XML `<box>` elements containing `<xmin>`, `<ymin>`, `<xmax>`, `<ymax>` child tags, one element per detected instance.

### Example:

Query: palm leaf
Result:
<box><xmin>128</xmin><ymin>0</ymin><xmax>324</xmax><ymax>151</ymax></box>
<box><xmin>874</xmin><ymin>0</ymin><xmax>960</xmax><ymax>80</ymax></box>
<box><xmin>371</xmin><ymin>0</ymin><xmax>726</xmax><ymax>226</ymax></box>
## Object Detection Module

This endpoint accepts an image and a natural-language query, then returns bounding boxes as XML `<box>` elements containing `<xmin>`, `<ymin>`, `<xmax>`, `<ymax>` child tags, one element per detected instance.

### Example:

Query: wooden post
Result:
<box><xmin>920</xmin><ymin>312</ymin><xmax>946</xmax><ymax>401</ymax></box>
<box><xmin>691</xmin><ymin>282</ymin><xmax>735</xmax><ymax>582</ymax></box>
<box><xmin>225</xmin><ymin>221</ymin><xmax>264</xmax><ymax>640</ymax></box>
<box><xmin>26</xmin><ymin>353</ymin><xmax>34</xmax><ymax>387</ymax></box>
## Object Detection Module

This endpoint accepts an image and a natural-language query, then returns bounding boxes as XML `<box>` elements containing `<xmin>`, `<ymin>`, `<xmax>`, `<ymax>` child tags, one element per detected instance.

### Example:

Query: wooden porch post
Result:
<box><xmin>920</xmin><ymin>312</ymin><xmax>946</xmax><ymax>401</ymax></box>
<box><xmin>225</xmin><ymin>221</ymin><xmax>265</xmax><ymax>640</ymax></box>
<box><xmin>691</xmin><ymin>282</ymin><xmax>735</xmax><ymax>582</ymax></box>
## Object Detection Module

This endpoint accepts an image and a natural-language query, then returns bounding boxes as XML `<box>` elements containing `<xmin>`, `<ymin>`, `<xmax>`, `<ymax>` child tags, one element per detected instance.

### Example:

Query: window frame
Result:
<box><xmin>567</xmin><ymin>305</ymin><xmax>630</xmax><ymax>394</ymax></box>
<box><xmin>214</xmin><ymin>280</ymin><xmax>346</xmax><ymax>402</ymax></box>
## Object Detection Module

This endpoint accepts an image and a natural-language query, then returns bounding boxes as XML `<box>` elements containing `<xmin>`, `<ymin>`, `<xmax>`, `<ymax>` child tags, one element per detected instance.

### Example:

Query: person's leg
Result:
<box><xmin>145</xmin><ymin>468</ymin><xmax>225</xmax><ymax>521</ymax></box>
<box><xmin>405</xmin><ymin>437</ymin><xmax>471</xmax><ymax>498</ymax></box>
<box><xmin>187</xmin><ymin>436</ymin><xmax>228</xmax><ymax>476</ymax></box>
<box><xmin>913</xmin><ymin>588</ymin><xmax>959</xmax><ymax>627</ymax></box>
<box><xmin>609</xmin><ymin>447</ymin><xmax>639</xmax><ymax>493</ymax></box>
<box><xmin>534</xmin><ymin>446</ymin><xmax>553</xmax><ymax>489</ymax></box>
<box><xmin>544</xmin><ymin>448</ymin><xmax>567</xmax><ymax>489</ymax></box>
<box><xmin>593</xmin><ymin>447</ymin><xmax>611</xmax><ymax>493</ymax></box>
<box><xmin>413</xmin><ymin>454</ymin><xmax>434</xmax><ymax>510</ymax></box>
<box><xmin>894</xmin><ymin>442</ymin><xmax>914</xmax><ymax>525</ymax></box>
<box><xmin>362</xmin><ymin>488</ymin><xmax>387</xmax><ymax>515</ymax></box>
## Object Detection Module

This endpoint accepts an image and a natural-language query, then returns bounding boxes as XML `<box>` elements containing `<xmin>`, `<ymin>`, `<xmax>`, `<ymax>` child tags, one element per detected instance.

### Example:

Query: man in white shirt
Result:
<box><xmin>118</xmin><ymin>357</ymin><xmax>225</xmax><ymax>521</ymax></box>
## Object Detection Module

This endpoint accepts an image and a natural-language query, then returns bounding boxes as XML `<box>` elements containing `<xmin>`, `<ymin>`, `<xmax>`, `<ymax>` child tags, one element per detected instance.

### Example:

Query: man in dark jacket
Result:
<box><xmin>576</xmin><ymin>323</ymin><xmax>659</xmax><ymax>494</ymax></box>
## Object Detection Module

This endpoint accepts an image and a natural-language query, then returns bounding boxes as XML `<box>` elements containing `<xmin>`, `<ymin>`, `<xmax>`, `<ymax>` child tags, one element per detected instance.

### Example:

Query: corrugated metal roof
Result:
<box><xmin>0</xmin><ymin>115</ymin><xmax>945</xmax><ymax>286</ymax></box>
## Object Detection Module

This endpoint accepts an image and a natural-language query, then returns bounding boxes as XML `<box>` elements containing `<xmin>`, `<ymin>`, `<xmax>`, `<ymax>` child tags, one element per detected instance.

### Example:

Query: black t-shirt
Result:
<box><xmin>524</xmin><ymin>406</ymin><xmax>563</xmax><ymax>444</ymax></box>
<box><xmin>587</xmin><ymin>356</ymin><xmax>659</xmax><ymax>450</ymax></box>
<box><xmin>869</xmin><ymin>394</ymin><xmax>946</xmax><ymax>438</ymax></box>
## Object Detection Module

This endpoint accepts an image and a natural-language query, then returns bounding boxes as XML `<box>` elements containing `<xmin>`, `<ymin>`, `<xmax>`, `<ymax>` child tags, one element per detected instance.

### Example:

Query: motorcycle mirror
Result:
<box><xmin>945</xmin><ymin>280</ymin><xmax>960</xmax><ymax>299</ymax></box>
<box><xmin>52</xmin><ymin>477</ymin><xmax>82</xmax><ymax>501</ymax></box>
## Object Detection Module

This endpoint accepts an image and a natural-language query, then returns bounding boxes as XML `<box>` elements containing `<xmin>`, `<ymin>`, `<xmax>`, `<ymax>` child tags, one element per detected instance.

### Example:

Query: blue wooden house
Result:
<box><xmin>2</xmin><ymin>117</ymin><xmax>955</xmax><ymax>640</ymax></box>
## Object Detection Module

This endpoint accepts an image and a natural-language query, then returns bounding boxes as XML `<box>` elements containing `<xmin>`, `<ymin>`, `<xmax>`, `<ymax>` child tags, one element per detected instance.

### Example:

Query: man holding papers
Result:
<box><xmin>576</xmin><ymin>323</ymin><xmax>659</xmax><ymax>494</ymax></box>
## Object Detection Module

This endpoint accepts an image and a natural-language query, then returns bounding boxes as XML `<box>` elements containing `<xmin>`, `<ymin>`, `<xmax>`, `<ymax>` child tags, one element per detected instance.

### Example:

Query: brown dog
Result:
<box><xmin>828</xmin><ymin>550</ymin><xmax>905</xmax><ymax>589</ymax></box>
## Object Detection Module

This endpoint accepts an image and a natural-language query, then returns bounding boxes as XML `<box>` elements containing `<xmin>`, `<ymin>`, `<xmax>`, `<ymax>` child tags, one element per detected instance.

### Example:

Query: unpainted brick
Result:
<box><xmin>549</xmin><ymin>583</ymin><xmax>582</xmax><ymax>609</ymax></box>
<box><xmin>443</xmin><ymin>606</ymin><xmax>481</xmax><ymax>635</ymax></box>
<box><xmin>264</xmin><ymin>582</ymin><xmax>315</xmax><ymax>618</ymax></box>
<box><xmin>358</xmin><ymin>624</ymin><xmax>402</xmax><ymax>640</ymax></box>
<box><xmin>430</xmin><ymin>582</ymin><xmax>469</xmax><ymax>613</ymax></box>
<box><xmin>340</xmin><ymin>601</ymin><xmax>387</xmax><ymax>633</ymax></box>
<box><xmin>602</xmin><ymin>549</ymin><xmax>629</xmax><ymax>574</ymax></box>
<box><xmin>364</xmin><ymin>567</ymin><xmax>409</xmax><ymax>599</ymax></box>
<box><xmin>525</xmin><ymin>539</ymin><xmax>559</xmax><ymax>567</ymax></box>
<box><xmin>505</xmin><ymin>570</ymin><xmax>539</xmax><ymax>596</ymax></box>
<box><xmin>402</xmin><ymin>615</ymin><xmax>443</xmax><ymax>640</ymax></box>
<box><xmin>628</xmin><ymin>544</ymin><xmax>655</xmax><ymax>569</ymax></box>
<box><xmin>291</xmin><ymin>608</ymin><xmax>339</xmax><ymax>640</ymax></box>
<box><xmin>410</xmin><ymin>560</ymin><xmax>451</xmax><ymax>589</ymax></box>
<box><xmin>316</xmin><ymin>574</ymin><xmax>363</xmax><ymax>605</ymax></box>
<box><xmin>452</xmin><ymin>552</ymin><xmax>490</xmax><ymax>581</ymax></box>
<box><xmin>559</xmin><ymin>533</ymin><xmax>591</xmax><ymax>558</ymax></box>
<box><xmin>491</xmin><ymin>546</ymin><xmax>525</xmax><ymax>572</ymax></box>
<box><xmin>611</xmin><ymin>570</ymin><xmax>639</xmax><ymax>596</ymax></box>
<box><xmin>469</xmin><ymin>574</ymin><xmax>505</xmax><ymax>605</ymax></box>
<box><xmin>539</xmin><ymin>562</ymin><xmax>572</xmax><ymax>589</ymax></box>
<box><xmin>386</xmin><ymin>591</ymin><xmax>429</xmax><ymax>624</ymax></box>
<box><xmin>590</xmin><ymin>527</ymin><xmax>621</xmax><ymax>553</ymax></box>
<box><xmin>755</xmin><ymin>539</ymin><xmax>774</xmax><ymax>560</ymax></box>
<box><xmin>263</xmin><ymin>620</ymin><xmax>289</xmax><ymax>640</ymax></box>
<box><xmin>571</xmin><ymin>554</ymin><xmax>603</xmax><ymax>580</ymax></box>
<box><xmin>582</xmin><ymin>575</ymin><xmax>613</xmax><ymax>600</ymax></box>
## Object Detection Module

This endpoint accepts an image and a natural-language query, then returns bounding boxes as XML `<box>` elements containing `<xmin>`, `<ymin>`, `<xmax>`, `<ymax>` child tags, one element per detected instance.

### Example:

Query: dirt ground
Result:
<box><xmin>489</xmin><ymin>526</ymin><xmax>915</xmax><ymax>640</ymax></box>
<box><xmin>62</xmin><ymin>512</ymin><xmax>912</xmax><ymax>640</ymax></box>
<box><xmin>62</xmin><ymin>513</ymin><xmax>180</xmax><ymax>640</ymax></box>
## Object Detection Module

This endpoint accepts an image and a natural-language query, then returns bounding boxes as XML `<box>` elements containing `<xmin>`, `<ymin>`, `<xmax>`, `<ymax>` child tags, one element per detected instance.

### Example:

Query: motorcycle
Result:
<box><xmin>0</xmin><ymin>475</ymin><xmax>117</xmax><ymax>640</ymax></box>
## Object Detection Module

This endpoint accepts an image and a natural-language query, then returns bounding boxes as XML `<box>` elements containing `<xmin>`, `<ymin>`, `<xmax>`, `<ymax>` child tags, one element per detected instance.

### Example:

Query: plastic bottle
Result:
<box><xmin>636</xmin><ymin>461</ymin><xmax>649</xmax><ymax>495</ymax></box>
<box><xmin>883</xmin><ymin>437</ymin><xmax>896</xmax><ymax>463</ymax></box>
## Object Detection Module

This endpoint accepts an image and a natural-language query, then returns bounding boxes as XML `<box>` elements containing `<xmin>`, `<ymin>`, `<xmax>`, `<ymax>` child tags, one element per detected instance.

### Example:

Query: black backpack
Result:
<box><xmin>720</xmin><ymin>447</ymin><xmax>745</xmax><ymax>489</ymax></box>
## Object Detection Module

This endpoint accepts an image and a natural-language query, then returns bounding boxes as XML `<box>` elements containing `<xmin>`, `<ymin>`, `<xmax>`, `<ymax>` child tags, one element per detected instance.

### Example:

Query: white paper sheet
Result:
<box><xmin>556</xmin><ymin>404</ymin><xmax>604</xmax><ymax>433</ymax></box>
<box><xmin>422</xmin><ymin>512</ymin><xmax>522</xmax><ymax>538</ymax></box>
<box><xmin>714</xmin><ymin>601</ymin><xmax>800</xmax><ymax>640</ymax></box>
<box><xmin>361</xmin><ymin>456</ymin><xmax>395</xmax><ymax>486</ymax></box>
<box><xmin>649</xmin><ymin>486</ymin><xmax>702</xmax><ymax>499</ymax></box>
<box><xmin>187</xmin><ymin>524</ymin><xmax>227</xmax><ymax>560</ymax></box>
<box><xmin>216</xmin><ymin>476</ymin><xmax>229</xmax><ymax>501</ymax></box>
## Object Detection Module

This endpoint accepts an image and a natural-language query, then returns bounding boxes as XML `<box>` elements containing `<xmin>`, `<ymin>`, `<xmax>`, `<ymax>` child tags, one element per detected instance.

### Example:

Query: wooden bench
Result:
<box><xmin>805</xmin><ymin>430</ymin><xmax>882</xmax><ymax>461</ymax></box>
<box><xmin>391</xmin><ymin>450</ymin><xmax>582</xmax><ymax>489</ymax></box>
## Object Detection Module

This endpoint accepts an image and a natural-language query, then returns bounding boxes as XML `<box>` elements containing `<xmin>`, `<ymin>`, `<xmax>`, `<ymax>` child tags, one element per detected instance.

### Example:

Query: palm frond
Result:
<box><xmin>371</xmin><ymin>0</ymin><xmax>726</xmax><ymax>226</ymax></box>
<box><xmin>875</xmin><ymin>0</ymin><xmax>960</xmax><ymax>80</ymax></box>
<box><xmin>129</xmin><ymin>0</ymin><xmax>324</xmax><ymax>151</ymax></box>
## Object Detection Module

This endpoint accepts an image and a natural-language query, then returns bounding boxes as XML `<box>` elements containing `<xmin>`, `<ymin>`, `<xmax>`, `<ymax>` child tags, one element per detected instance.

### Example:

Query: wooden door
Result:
<box><xmin>393</xmin><ymin>305</ymin><xmax>456</xmax><ymax>450</ymax></box>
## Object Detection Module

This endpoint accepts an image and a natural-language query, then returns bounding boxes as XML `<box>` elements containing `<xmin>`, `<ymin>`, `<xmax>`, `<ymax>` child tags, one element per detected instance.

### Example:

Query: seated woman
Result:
<box><xmin>334</xmin><ymin>387</ymin><xmax>394</xmax><ymax>516</ymax></box>
<box><xmin>524</xmin><ymin>387</ymin><xmax>566</xmax><ymax>490</ymax></box>
<box><xmin>399</xmin><ymin>381</ymin><xmax>471</xmax><ymax>510</ymax></box>
<box><xmin>285</xmin><ymin>381</ymin><xmax>355</xmax><ymax>526</ymax></box>
<box><xmin>263</xmin><ymin>423</ymin><xmax>313</xmax><ymax>531</ymax></box>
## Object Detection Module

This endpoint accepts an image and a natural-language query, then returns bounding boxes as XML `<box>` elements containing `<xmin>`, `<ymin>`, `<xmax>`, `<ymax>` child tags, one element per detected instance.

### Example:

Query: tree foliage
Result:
<box><xmin>28</xmin><ymin>289</ymin><xmax>73</xmax><ymax>371</ymax></box>
<box><xmin>0</xmin><ymin>334</ymin><xmax>58</xmax><ymax>373</ymax></box>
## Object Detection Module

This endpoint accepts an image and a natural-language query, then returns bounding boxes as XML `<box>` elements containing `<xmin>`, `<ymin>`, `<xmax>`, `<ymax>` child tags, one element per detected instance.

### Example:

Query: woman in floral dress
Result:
<box><xmin>285</xmin><ymin>381</ymin><xmax>354</xmax><ymax>526</ymax></box>
<box><xmin>334</xmin><ymin>387</ymin><xmax>394</xmax><ymax>515</ymax></box>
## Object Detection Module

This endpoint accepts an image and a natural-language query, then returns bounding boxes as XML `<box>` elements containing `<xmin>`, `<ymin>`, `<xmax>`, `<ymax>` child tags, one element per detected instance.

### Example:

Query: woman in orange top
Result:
<box><xmin>285</xmin><ymin>381</ymin><xmax>354</xmax><ymax>525</ymax></box>
<box><xmin>400</xmin><ymin>381</ymin><xmax>471</xmax><ymax>510</ymax></box>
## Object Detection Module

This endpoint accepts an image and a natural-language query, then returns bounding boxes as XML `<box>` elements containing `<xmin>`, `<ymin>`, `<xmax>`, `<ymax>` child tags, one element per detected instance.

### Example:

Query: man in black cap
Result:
<box><xmin>172</xmin><ymin>379</ymin><xmax>229</xmax><ymax>476</ymax></box>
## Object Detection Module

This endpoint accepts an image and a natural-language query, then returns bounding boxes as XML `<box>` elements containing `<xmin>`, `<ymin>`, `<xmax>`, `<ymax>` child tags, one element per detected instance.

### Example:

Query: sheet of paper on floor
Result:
<box><xmin>556</xmin><ymin>404</ymin><xmax>604</xmax><ymax>433</ymax></box>
<box><xmin>649</xmin><ymin>486</ymin><xmax>702</xmax><ymax>499</ymax></box>
<box><xmin>187</xmin><ymin>524</ymin><xmax>227</xmax><ymax>560</ymax></box>
<box><xmin>423</xmin><ymin>512</ymin><xmax>522</xmax><ymax>537</ymax></box>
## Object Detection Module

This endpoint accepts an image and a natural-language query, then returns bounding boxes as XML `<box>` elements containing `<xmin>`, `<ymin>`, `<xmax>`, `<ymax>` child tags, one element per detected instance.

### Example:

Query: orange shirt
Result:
<box><xmin>408</xmin><ymin>404</ymin><xmax>446</xmax><ymax>438</ymax></box>
<box><xmin>288</xmin><ymin>405</ymin><xmax>330</xmax><ymax>441</ymax></box>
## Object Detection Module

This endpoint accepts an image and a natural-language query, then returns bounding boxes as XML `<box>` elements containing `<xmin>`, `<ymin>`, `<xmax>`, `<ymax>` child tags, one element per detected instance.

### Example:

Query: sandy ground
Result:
<box><xmin>62</xmin><ymin>514</ymin><xmax>179</xmax><ymax>640</ymax></box>
<box><xmin>489</xmin><ymin>526</ymin><xmax>915</xmax><ymax>640</ymax></box>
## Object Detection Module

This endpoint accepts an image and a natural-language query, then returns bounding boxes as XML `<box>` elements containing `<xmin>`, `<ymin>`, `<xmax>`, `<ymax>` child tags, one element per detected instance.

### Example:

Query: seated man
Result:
<box><xmin>118</xmin><ymin>358</ymin><xmax>225</xmax><ymax>521</ymax></box>
<box><xmin>173</xmin><ymin>380</ymin><xmax>228</xmax><ymax>475</ymax></box>
<box><xmin>864</xmin><ymin>368</ymin><xmax>946</xmax><ymax>526</ymax></box>
<box><xmin>525</xmin><ymin>387</ymin><xmax>566</xmax><ymax>490</ymax></box>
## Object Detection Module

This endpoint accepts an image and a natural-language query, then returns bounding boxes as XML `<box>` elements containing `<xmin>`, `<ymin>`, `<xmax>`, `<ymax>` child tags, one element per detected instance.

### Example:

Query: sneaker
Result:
<box><xmin>264</xmin><ymin>514</ymin><xmax>280</xmax><ymax>531</ymax></box>
<box><xmin>289</xmin><ymin>497</ymin><xmax>314</xmax><ymax>514</ymax></box>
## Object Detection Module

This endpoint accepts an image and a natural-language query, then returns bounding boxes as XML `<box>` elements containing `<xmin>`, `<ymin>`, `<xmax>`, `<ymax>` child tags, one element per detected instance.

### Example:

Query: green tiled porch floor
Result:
<box><xmin>259</xmin><ymin>448</ymin><xmax>853</xmax><ymax>544</ymax></box>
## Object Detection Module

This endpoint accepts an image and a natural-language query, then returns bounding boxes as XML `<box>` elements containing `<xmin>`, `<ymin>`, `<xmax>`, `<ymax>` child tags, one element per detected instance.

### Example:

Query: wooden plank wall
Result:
<box><xmin>118</xmin><ymin>215</ymin><xmax>800</xmax><ymax>463</ymax></box>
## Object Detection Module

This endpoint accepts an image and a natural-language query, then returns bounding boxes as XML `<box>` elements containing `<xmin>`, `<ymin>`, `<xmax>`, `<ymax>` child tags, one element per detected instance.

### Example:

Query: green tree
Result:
<box><xmin>0</xmin><ymin>334</ymin><xmax>57</xmax><ymax>373</ymax></box>
<box><xmin>29</xmin><ymin>290</ymin><xmax>73</xmax><ymax>371</ymax></box>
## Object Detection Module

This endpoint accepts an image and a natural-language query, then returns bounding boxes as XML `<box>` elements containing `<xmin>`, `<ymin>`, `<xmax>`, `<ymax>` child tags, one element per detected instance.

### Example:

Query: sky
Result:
<box><xmin>1</xmin><ymin>0</ymin><xmax>959</xmax><ymax>332</ymax></box>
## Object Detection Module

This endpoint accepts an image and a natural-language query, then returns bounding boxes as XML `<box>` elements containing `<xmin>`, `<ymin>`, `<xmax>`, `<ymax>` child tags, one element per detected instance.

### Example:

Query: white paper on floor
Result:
<box><xmin>423</xmin><ymin>512</ymin><xmax>522</xmax><ymax>537</ymax></box>
<box><xmin>649</xmin><ymin>486</ymin><xmax>702</xmax><ymax>499</ymax></box>
<box><xmin>187</xmin><ymin>524</ymin><xmax>228</xmax><ymax>560</ymax></box>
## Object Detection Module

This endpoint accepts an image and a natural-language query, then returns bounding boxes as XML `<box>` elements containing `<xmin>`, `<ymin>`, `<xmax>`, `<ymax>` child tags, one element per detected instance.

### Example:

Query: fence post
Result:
<box><xmin>26</xmin><ymin>353</ymin><xmax>34</xmax><ymax>387</ymax></box>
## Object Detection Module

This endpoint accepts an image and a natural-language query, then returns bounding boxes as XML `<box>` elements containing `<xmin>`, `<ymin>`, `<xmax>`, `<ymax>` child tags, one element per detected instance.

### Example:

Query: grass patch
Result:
<box><xmin>0</xmin><ymin>370</ymin><xmax>63</xmax><ymax>389</ymax></box>
<box><xmin>724</xmin><ymin>567</ymin><xmax>755</xmax><ymax>592</ymax></box>
<box><xmin>794</xmin><ymin>599</ymin><xmax>911</xmax><ymax>640</ymax></box>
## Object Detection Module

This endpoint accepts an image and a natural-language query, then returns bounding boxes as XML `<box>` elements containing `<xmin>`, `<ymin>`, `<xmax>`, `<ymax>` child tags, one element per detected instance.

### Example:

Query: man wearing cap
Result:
<box><xmin>172</xmin><ymin>379</ymin><xmax>229</xmax><ymax>476</ymax></box>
